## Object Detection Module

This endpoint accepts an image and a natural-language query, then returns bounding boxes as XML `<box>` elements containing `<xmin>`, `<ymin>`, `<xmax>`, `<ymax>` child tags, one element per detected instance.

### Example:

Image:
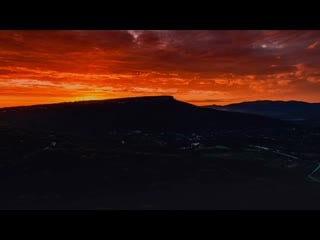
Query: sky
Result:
<box><xmin>1</xmin><ymin>30</ymin><xmax>320</xmax><ymax>107</ymax></box>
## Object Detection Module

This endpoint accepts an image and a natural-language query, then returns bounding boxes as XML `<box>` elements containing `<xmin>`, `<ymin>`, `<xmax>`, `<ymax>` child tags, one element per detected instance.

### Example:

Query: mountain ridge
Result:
<box><xmin>0</xmin><ymin>95</ymin><xmax>180</xmax><ymax>110</ymax></box>
<box><xmin>205</xmin><ymin>100</ymin><xmax>320</xmax><ymax>126</ymax></box>
<box><xmin>206</xmin><ymin>100</ymin><xmax>320</xmax><ymax>108</ymax></box>
<box><xmin>0</xmin><ymin>95</ymin><xmax>287</xmax><ymax>132</ymax></box>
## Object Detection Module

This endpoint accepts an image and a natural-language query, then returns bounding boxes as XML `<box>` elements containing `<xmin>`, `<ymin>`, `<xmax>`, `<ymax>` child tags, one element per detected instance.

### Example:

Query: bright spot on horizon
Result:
<box><xmin>73</xmin><ymin>96</ymin><xmax>99</xmax><ymax>101</ymax></box>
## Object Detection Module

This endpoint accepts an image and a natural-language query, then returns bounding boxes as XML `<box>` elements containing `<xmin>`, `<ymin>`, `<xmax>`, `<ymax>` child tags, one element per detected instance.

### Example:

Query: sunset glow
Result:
<box><xmin>1</xmin><ymin>30</ymin><xmax>320</xmax><ymax>107</ymax></box>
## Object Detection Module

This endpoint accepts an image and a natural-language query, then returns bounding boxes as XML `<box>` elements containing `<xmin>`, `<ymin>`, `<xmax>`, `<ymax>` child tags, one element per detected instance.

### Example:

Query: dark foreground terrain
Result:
<box><xmin>0</xmin><ymin>96</ymin><xmax>320</xmax><ymax>210</ymax></box>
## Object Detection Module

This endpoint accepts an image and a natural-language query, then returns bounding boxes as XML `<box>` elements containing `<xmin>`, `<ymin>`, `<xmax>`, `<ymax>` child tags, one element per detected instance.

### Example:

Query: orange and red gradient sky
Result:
<box><xmin>1</xmin><ymin>30</ymin><xmax>320</xmax><ymax>107</ymax></box>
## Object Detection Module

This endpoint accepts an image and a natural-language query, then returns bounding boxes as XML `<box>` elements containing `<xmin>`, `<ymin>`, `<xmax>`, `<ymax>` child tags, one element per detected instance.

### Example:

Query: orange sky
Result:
<box><xmin>1</xmin><ymin>30</ymin><xmax>320</xmax><ymax>107</ymax></box>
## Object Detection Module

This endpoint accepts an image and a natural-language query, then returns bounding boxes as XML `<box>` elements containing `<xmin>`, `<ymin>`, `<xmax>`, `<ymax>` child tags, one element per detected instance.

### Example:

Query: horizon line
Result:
<box><xmin>1</xmin><ymin>95</ymin><xmax>320</xmax><ymax>110</ymax></box>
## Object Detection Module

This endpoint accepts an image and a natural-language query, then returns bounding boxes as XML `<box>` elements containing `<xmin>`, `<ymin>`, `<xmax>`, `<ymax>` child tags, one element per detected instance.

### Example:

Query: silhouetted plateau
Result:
<box><xmin>0</xmin><ymin>96</ymin><xmax>287</xmax><ymax>133</ymax></box>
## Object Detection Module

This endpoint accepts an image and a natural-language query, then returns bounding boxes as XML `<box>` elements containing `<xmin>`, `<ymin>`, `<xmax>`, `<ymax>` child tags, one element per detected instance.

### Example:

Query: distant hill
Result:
<box><xmin>206</xmin><ymin>100</ymin><xmax>320</xmax><ymax>126</ymax></box>
<box><xmin>0</xmin><ymin>96</ymin><xmax>287</xmax><ymax>133</ymax></box>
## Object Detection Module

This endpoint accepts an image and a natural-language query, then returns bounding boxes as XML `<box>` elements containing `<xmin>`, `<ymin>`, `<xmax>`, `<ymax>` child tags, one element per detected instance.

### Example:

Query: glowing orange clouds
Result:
<box><xmin>1</xmin><ymin>30</ymin><xmax>320</xmax><ymax>107</ymax></box>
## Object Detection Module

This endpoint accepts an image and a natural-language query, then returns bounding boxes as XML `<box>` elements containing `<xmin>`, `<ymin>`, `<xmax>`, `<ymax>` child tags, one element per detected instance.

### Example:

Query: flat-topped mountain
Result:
<box><xmin>0</xmin><ymin>96</ymin><xmax>287</xmax><ymax>132</ymax></box>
